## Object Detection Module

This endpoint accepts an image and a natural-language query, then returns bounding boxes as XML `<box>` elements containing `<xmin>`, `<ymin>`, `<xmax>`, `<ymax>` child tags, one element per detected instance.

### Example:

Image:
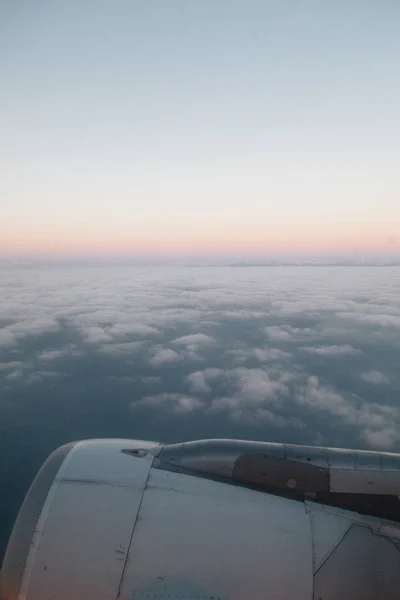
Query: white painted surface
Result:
<box><xmin>55</xmin><ymin>438</ymin><xmax>160</xmax><ymax>486</ymax></box>
<box><xmin>314</xmin><ymin>525</ymin><xmax>400</xmax><ymax>600</ymax></box>
<box><xmin>19</xmin><ymin>440</ymin><xmax>154</xmax><ymax>600</ymax></box>
<box><xmin>120</xmin><ymin>467</ymin><xmax>314</xmax><ymax>600</ymax></box>
<box><xmin>308</xmin><ymin>503</ymin><xmax>353</xmax><ymax>573</ymax></box>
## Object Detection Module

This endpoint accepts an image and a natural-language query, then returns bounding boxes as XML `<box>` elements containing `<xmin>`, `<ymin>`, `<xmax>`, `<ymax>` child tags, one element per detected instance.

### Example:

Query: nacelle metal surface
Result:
<box><xmin>2</xmin><ymin>438</ymin><xmax>400</xmax><ymax>600</ymax></box>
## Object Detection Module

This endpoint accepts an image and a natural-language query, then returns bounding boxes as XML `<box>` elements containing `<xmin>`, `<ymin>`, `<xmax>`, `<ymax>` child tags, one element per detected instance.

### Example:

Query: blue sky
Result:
<box><xmin>1</xmin><ymin>1</ymin><xmax>400</xmax><ymax>255</ymax></box>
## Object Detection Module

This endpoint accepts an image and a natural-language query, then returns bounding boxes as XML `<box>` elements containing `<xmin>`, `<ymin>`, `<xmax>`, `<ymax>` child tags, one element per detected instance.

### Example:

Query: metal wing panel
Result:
<box><xmin>313</xmin><ymin>524</ymin><xmax>400</xmax><ymax>600</ymax></box>
<box><xmin>120</xmin><ymin>467</ymin><xmax>313</xmax><ymax>600</ymax></box>
<box><xmin>308</xmin><ymin>503</ymin><xmax>353</xmax><ymax>573</ymax></box>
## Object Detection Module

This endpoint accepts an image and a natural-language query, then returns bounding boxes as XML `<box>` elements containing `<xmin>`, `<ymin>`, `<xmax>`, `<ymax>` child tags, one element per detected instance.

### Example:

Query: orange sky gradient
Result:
<box><xmin>1</xmin><ymin>221</ymin><xmax>399</xmax><ymax>258</ymax></box>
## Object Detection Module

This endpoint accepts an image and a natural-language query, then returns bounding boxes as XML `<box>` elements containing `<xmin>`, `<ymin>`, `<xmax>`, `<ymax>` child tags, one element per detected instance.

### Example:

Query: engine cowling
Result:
<box><xmin>2</xmin><ymin>438</ymin><xmax>400</xmax><ymax>600</ymax></box>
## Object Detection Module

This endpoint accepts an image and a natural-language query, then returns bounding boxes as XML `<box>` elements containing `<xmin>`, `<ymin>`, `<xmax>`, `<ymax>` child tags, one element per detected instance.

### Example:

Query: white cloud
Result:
<box><xmin>207</xmin><ymin>398</ymin><xmax>302</xmax><ymax>429</ymax></box>
<box><xmin>362</xmin><ymin>427</ymin><xmax>398</xmax><ymax>449</ymax></box>
<box><xmin>5</xmin><ymin>369</ymin><xmax>24</xmax><ymax>381</ymax></box>
<box><xmin>38</xmin><ymin>345</ymin><xmax>81</xmax><ymax>361</ymax></box>
<box><xmin>207</xmin><ymin>396</ymin><xmax>241</xmax><ymax>414</ymax></box>
<box><xmin>224</xmin><ymin>347</ymin><xmax>249</xmax><ymax>364</ymax></box>
<box><xmin>264</xmin><ymin>325</ymin><xmax>315</xmax><ymax>343</ymax></box>
<box><xmin>107</xmin><ymin>375</ymin><xmax>136</xmax><ymax>383</ymax></box>
<box><xmin>205</xmin><ymin>366</ymin><xmax>292</xmax><ymax>425</ymax></box>
<box><xmin>172</xmin><ymin>333</ymin><xmax>216</xmax><ymax>350</ymax></box>
<box><xmin>26</xmin><ymin>371</ymin><xmax>62</xmax><ymax>384</ymax></box>
<box><xmin>2</xmin><ymin>261</ymin><xmax>400</xmax><ymax>449</ymax></box>
<box><xmin>338</xmin><ymin>312</ymin><xmax>400</xmax><ymax>328</ymax></box>
<box><xmin>98</xmin><ymin>341</ymin><xmax>143</xmax><ymax>355</ymax></box>
<box><xmin>264</xmin><ymin>326</ymin><xmax>293</xmax><ymax>341</ymax></box>
<box><xmin>132</xmin><ymin>393</ymin><xmax>204</xmax><ymax>415</ymax></box>
<box><xmin>187</xmin><ymin>367</ymin><xmax>225</xmax><ymax>393</ymax></box>
<box><xmin>150</xmin><ymin>348</ymin><xmax>181</xmax><ymax>366</ymax></box>
<box><xmin>186</xmin><ymin>371</ymin><xmax>212</xmax><ymax>394</ymax></box>
<box><xmin>0</xmin><ymin>318</ymin><xmax>61</xmax><ymax>347</ymax></box>
<box><xmin>203</xmin><ymin>367</ymin><xmax>225</xmax><ymax>379</ymax></box>
<box><xmin>232</xmin><ymin>367</ymin><xmax>290</xmax><ymax>405</ymax></box>
<box><xmin>296</xmin><ymin>375</ymin><xmax>400</xmax><ymax>449</ymax></box>
<box><xmin>0</xmin><ymin>329</ymin><xmax>17</xmax><ymax>348</ymax></box>
<box><xmin>82</xmin><ymin>326</ymin><xmax>112</xmax><ymax>344</ymax></box>
<box><xmin>0</xmin><ymin>361</ymin><xmax>24</xmax><ymax>371</ymax></box>
<box><xmin>253</xmin><ymin>348</ymin><xmax>291</xmax><ymax>362</ymax></box>
<box><xmin>360</xmin><ymin>370</ymin><xmax>390</xmax><ymax>385</ymax></box>
<box><xmin>301</xmin><ymin>344</ymin><xmax>362</xmax><ymax>356</ymax></box>
<box><xmin>107</xmin><ymin>323</ymin><xmax>160</xmax><ymax>337</ymax></box>
<box><xmin>141</xmin><ymin>375</ymin><xmax>160</xmax><ymax>385</ymax></box>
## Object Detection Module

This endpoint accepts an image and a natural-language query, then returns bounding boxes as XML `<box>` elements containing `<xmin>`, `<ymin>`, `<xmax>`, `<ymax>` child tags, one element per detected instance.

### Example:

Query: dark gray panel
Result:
<box><xmin>233</xmin><ymin>453</ymin><xmax>330</xmax><ymax>493</ymax></box>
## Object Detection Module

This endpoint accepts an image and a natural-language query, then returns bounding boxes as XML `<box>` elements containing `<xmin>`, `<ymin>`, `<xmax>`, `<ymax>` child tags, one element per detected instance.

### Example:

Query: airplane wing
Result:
<box><xmin>1</xmin><ymin>438</ymin><xmax>400</xmax><ymax>600</ymax></box>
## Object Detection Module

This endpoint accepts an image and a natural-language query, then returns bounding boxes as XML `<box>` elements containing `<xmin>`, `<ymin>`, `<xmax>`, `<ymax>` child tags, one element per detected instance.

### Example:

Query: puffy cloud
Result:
<box><xmin>107</xmin><ymin>375</ymin><xmax>136</xmax><ymax>383</ymax></box>
<box><xmin>362</xmin><ymin>427</ymin><xmax>398</xmax><ymax>449</ymax></box>
<box><xmin>360</xmin><ymin>370</ymin><xmax>390</xmax><ymax>385</ymax></box>
<box><xmin>232</xmin><ymin>367</ymin><xmax>290</xmax><ymax>405</ymax></box>
<box><xmin>150</xmin><ymin>348</ymin><xmax>181</xmax><ymax>366</ymax></box>
<box><xmin>26</xmin><ymin>371</ymin><xmax>62</xmax><ymax>384</ymax></box>
<box><xmin>0</xmin><ymin>360</ymin><xmax>29</xmax><ymax>382</ymax></box>
<box><xmin>264</xmin><ymin>326</ymin><xmax>293</xmax><ymax>341</ymax></box>
<box><xmin>186</xmin><ymin>367</ymin><xmax>226</xmax><ymax>394</ymax></box>
<box><xmin>338</xmin><ymin>312</ymin><xmax>400</xmax><ymax>328</ymax></box>
<box><xmin>0</xmin><ymin>318</ymin><xmax>60</xmax><ymax>348</ymax></box>
<box><xmin>207</xmin><ymin>397</ymin><xmax>302</xmax><ymax>429</ymax></box>
<box><xmin>203</xmin><ymin>366</ymin><xmax>293</xmax><ymax>427</ymax></box>
<box><xmin>301</xmin><ymin>344</ymin><xmax>362</xmax><ymax>356</ymax></box>
<box><xmin>0</xmin><ymin>329</ymin><xmax>17</xmax><ymax>348</ymax></box>
<box><xmin>98</xmin><ymin>341</ymin><xmax>143</xmax><ymax>355</ymax></box>
<box><xmin>5</xmin><ymin>369</ymin><xmax>24</xmax><ymax>382</ymax></box>
<box><xmin>172</xmin><ymin>333</ymin><xmax>216</xmax><ymax>350</ymax></box>
<box><xmin>264</xmin><ymin>325</ymin><xmax>315</xmax><ymax>342</ymax></box>
<box><xmin>37</xmin><ymin>345</ymin><xmax>81</xmax><ymax>361</ymax></box>
<box><xmin>2</xmin><ymin>261</ymin><xmax>400</xmax><ymax>452</ymax></box>
<box><xmin>0</xmin><ymin>361</ymin><xmax>24</xmax><ymax>371</ymax></box>
<box><xmin>132</xmin><ymin>393</ymin><xmax>204</xmax><ymax>415</ymax></box>
<box><xmin>81</xmin><ymin>326</ymin><xmax>112</xmax><ymax>344</ymax></box>
<box><xmin>108</xmin><ymin>323</ymin><xmax>160</xmax><ymax>336</ymax></box>
<box><xmin>186</xmin><ymin>371</ymin><xmax>212</xmax><ymax>394</ymax></box>
<box><xmin>252</xmin><ymin>348</ymin><xmax>291</xmax><ymax>362</ymax></box>
<box><xmin>224</xmin><ymin>347</ymin><xmax>291</xmax><ymax>365</ymax></box>
<box><xmin>141</xmin><ymin>376</ymin><xmax>160</xmax><ymax>385</ymax></box>
<box><xmin>224</xmin><ymin>347</ymin><xmax>249</xmax><ymax>364</ymax></box>
<box><xmin>296</xmin><ymin>376</ymin><xmax>400</xmax><ymax>449</ymax></box>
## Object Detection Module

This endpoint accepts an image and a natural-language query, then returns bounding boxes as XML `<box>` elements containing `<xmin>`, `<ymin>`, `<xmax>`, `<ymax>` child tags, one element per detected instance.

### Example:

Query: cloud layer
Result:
<box><xmin>1</xmin><ymin>262</ymin><xmax>400</xmax><ymax>451</ymax></box>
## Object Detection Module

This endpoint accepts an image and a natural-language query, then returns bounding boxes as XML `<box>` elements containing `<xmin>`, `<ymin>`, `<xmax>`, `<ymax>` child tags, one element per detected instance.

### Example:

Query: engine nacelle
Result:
<box><xmin>2</xmin><ymin>438</ymin><xmax>400</xmax><ymax>600</ymax></box>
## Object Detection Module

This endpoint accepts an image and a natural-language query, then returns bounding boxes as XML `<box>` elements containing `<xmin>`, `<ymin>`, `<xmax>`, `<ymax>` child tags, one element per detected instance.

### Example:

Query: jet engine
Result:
<box><xmin>2</xmin><ymin>438</ymin><xmax>400</xmax><ymax>600</ymax></box>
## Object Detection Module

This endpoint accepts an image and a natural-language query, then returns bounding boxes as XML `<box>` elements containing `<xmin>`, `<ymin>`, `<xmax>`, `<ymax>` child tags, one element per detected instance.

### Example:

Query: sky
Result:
<box><xmin>1</xmin><ymin>0</ymin><xmax>400</xmax><ymax>257</ymax></box>
<box><xmin>1</xmin><ymin>262</ymin><xmax>400</xmax><ymax>562</ymax></box>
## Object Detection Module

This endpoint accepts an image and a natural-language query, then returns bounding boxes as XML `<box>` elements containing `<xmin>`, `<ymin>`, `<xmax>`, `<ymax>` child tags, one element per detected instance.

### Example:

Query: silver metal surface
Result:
<box><xmin>355</xmin><ymin>450</ymin><xmax>382</xmax><ymax>471</ymax></box>
<box><xmin>308</xmin><ymin>503</ymin><xmax>354</xmax><ymax>573</ymax></box>
<box><xmin>157</xmin><ymin>438</ymin><xmax>286</xmax><ymax>479</ymax></box>
<box><xmin>4</xmin><ymin>437</ymin><xmax>400</xmax><ymax>600</ymax></box>
<box><xmin>313</xmin><ymin>524</ymin><xmax>400</xmax><ymax>600</ymax></box>
<box><xmin>285</xmin><ymin>444</ymin><xmax>329</xmax><ymax>468</ymax></box>
<box><xmin>4</xmin><ymin>439</ymin><xmax>156</xmax><ymax>600</ymax></box>
<box><xmin>381</xmin><ymin>451</ymin><xmax>400</xmax><ymax>471</ymax></box>
<box><xmin>157</xmin><ymin>439</ymin><xmax>400</xmax><ymax>502</ymax></box>
<box><xmin>120</xmin><ymin>467</ymin><xmax>313</xmax><ymax>600</ymax></box>
<box><xmin>330</xmin><ymin>469</ymin><xmax>400</xmax><ymax>495</ymax></box>
<box><xmin>327</xmin><ymin>447</ymin><xmax>357</xmax><ymax>470</ymax></box>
